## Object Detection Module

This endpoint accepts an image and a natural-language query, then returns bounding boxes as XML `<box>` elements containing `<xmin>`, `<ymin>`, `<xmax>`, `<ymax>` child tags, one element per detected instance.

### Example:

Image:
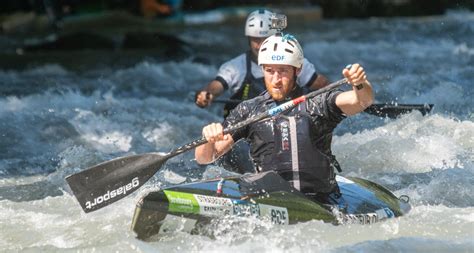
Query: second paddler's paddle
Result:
<box><xmin>213</xmin><ymin>99</ymin><xmax>434</xmax><ymax>118</ymax></box>
<box><xmin>363</xmin><ymin>103</ymin><xmax>433</xmax><ymax>118</ymax></box>
<box><xmin>66</xmin><ymin>78</ymin><xmax>349</xmax><ymax>213</ymax></box>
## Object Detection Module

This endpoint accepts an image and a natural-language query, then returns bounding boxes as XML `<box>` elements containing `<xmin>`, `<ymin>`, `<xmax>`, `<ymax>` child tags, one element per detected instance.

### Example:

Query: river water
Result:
<box><xmin>0</xmin><ymin>10</ymin><xmax>473</xmax><ymax>252</ymax></box>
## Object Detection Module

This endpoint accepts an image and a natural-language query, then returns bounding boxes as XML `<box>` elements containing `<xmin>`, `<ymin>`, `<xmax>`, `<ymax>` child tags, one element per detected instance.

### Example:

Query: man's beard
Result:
<box><xmin>268</xmin><ymin>82</ymin><xmax>295</xmax><ymax>101</ymax></box>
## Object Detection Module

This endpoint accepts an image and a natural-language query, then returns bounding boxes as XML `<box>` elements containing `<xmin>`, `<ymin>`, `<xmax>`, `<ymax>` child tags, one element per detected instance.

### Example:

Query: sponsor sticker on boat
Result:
<box><xmin>163</xmin><ymin>190</ymin><xmax>200</xmax><ymax>214</ymax></box>
<box><xmin>194</xmin><ymin>194</ymin><xmax>233</xmax><ymax>216</ymax></box>
<box><xmin>232</xmin><ymin>199</ymin><xmax>260</xmax><ymax>217</ymax></box>
<box><xmin>341</xmin><ymin>207</ymin><xmax>395</xmax><ymax>224</ymax></box>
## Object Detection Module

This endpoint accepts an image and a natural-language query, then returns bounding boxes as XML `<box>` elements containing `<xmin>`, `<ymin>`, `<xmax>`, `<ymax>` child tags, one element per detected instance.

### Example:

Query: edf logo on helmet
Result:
<box><xmin>271</xmin><ymin>55</ymin><xmax>285</xmax><ymax>61</ymax></box>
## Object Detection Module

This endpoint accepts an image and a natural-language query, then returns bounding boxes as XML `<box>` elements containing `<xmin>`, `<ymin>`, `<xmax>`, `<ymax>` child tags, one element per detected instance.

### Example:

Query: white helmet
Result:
<box><xmin>258</xmin><ymin>33</ymin><xmax>304</xmax><ymax>68</ymax></box>
<box><xmin>245</xmin><ymin>9</ymin><xmax>277</xmax><ymax>38</ymax></box>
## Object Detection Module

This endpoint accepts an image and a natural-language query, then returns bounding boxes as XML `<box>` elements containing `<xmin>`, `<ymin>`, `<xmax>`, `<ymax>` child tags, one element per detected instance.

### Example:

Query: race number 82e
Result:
<box><xmin>271</xmin><ymin>208</ymin><xmax>287</xmax><ymax>225</ymax></box>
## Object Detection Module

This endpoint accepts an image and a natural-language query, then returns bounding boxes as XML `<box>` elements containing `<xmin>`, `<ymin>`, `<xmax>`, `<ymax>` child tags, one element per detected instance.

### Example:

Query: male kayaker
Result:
<box><xmin>195</xmin><ymin>33</ymin><xmax>374</xmax><ymax>203</ymax></box>
<box><xmin>194</xmin><ymin>9</ymin><xmax>330</xmax><ymax>117</ymax></box>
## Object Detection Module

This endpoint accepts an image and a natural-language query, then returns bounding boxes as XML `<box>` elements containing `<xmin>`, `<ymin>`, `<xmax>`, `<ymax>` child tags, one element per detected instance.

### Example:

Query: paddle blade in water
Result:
<box><xmin>66</xmin><ymin>153</ymin><xmax>168</xmax><ymax>213</ymax></box>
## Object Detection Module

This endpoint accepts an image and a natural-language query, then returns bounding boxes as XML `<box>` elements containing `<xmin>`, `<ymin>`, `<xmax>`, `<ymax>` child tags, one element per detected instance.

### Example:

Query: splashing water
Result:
<box><xmin>0</xmin><ymin>10</ymin><xmax>473</xmax><ymax>253</ymax></box>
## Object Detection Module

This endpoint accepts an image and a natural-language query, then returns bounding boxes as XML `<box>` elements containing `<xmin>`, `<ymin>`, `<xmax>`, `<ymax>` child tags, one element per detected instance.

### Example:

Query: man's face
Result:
<box><xmin>248</xmin><ymin>37</ymin><xmax>266</xmax><ymax>58</ymax></box>
<box><xmin>263</xmin><ymin>64</ymin><xmax>300</xmax><ymax>101</ymax></box>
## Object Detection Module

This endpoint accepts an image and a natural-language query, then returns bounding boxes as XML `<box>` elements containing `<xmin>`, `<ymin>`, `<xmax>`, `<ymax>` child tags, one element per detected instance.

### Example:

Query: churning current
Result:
<box><xmin>0</xmin><ymin>10</ymin><xmax>473</xmax><ymax>253</ymax></box>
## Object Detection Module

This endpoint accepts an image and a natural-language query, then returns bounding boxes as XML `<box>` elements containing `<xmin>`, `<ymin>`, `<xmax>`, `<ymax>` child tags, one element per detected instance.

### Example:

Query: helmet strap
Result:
<box><xmin>292</xmin><ymin>70</ymin><xmax>298</xmax><ymax>89</ymax></box>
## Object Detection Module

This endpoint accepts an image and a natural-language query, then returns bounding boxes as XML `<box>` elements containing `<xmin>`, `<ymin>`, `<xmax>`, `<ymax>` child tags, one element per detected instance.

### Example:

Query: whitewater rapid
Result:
<box><xmin>0</xmin><ymin>10</ymin><xmax>473</xmax><ymax>253</ymax></box>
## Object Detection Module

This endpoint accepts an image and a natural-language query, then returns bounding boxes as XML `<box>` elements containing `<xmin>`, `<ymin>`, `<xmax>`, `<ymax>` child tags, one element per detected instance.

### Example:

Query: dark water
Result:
<box><xmin>0</xmin><ymin>10</ymin><xmax>473</xmax><ymax>252</ymax></box>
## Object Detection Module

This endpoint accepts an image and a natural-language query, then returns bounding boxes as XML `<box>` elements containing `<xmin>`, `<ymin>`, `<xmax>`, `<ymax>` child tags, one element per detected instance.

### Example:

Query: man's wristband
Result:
<box><xmin>355</xmin><ymin>83</ymin><xmax>364</xmax><ymax>90</ymax></box>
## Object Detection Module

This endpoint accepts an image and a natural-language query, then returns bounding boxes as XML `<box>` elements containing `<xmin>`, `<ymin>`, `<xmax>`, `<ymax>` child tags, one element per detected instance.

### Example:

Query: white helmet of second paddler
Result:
<box><xmin>245</xmin><ymin>9</ymin><xmax>277</xmax><ymax>38</ymax></box>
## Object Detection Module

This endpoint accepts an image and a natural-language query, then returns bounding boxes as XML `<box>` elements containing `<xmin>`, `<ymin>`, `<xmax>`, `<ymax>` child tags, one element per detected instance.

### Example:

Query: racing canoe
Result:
<box><xmin>131</xmin><ymin>171</ymin><xmax>410</xmax><ymax>240</ymax></box>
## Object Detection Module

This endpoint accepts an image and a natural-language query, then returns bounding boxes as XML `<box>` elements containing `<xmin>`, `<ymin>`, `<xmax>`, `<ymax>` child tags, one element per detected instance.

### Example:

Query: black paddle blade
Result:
<box><xmin>364</xmin><ymin>103</ymin><xmax>434</xmax><ymax>118</ymax></box>
<box><xmin>66</xmin><ymin>153</ymin><xmax>168</xmax><ymax>213</ymax></box>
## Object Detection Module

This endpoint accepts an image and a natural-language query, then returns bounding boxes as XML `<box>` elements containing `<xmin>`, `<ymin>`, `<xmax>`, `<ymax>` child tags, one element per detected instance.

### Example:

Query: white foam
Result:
<box><xmin>333</xmin><ymin>113</ymin><xmax>474</xmax><ymax>174</ymax></box>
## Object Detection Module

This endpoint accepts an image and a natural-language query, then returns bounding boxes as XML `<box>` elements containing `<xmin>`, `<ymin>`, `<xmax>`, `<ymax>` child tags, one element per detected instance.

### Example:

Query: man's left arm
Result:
<box><xmin>335</xmin><ymin>63</ymin><xmax>374</xmax><ymax>116</ymax></box>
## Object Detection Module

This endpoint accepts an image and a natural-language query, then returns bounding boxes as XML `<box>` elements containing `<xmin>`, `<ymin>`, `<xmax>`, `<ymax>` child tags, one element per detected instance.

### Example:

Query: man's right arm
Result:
<box><xmin>195</xmin><ymin>123</ymin><xmax>234</xmax><ymax>164</ymax></box>
<box><xmin>195</xmin><ymin>98</ymin><xmax>249</xmax><ymax>164</ymax></box>
<box><xmin>195</xmin><ymin>80</ymin><xmax>225</xmax><ymax>108</ymax></box>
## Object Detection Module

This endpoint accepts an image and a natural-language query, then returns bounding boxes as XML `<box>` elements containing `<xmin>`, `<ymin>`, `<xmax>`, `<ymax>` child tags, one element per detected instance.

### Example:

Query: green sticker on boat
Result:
<box><xmin>164</xmin><ymin>190</ymin><xmax>200</xmax><ymax>214</ymax></box>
